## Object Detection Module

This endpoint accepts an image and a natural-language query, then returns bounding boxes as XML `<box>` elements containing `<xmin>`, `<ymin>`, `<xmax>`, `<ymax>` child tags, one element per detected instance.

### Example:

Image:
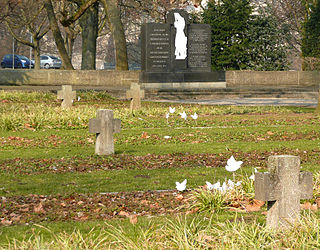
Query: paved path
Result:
<box><xmin>155</xmin><ymin>98</ymin><xmax>318</xmax><ymax>107</ymax></box>
<box><xmin>0</xmin><ymin>84</ymin><xmax>317</xmax><ymax>107</ymax></box>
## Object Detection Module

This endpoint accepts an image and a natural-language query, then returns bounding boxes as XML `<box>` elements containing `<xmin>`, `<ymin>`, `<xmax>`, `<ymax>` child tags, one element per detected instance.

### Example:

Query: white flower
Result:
<box><xmin>206</xmin><ymin>181</ymin><xmax>214</xmax><ymax>190</ymax></box>
<box><xmin>227</xmin><ymin>179</ymin><xmax>234</xmax><ymax>188</ymax></box>
<box><xmin>190</xmin><ymin>112</ymin><xmax>198</xmax><ymax>120</ymax></box>
<box><xmin>206</xmin><ymin>181</ymin><xmax>222</xmax><ymax>191</ymax></box>
<box><xmin>165</xmin><ymin>113</ymin><xmax>170</xmax><ymax>119</ymax></box>
<box><xmin>213</xmin><ymin>181</ymin><xmax>221</xmax><ymax>190</ymax></box>
<box><xmin>179</xmin><ymin>111</ymin><xmax>187</xmax><ymax>120</ymax></box>
<box><xmin>235</xmin><ymin>181</ymin><xmax>242</xmax><ymax>186</ymax></box>
<box><xmin>77</xmin><ymin>96</ymin><xmax>80</xmax><ymax>101</ymax></box>
<box><xmin>249</xmin><ymin>168</ymin><xmax>258</xmax><ymax>181</ymax></box>
<box><xmin>176</xmin><ymin>179</ymin><xmax>187</xmax><ymax>192</ymax></box>
<box><xmin>225</xmin><ymin>156</ymin><xmax>243</xmax><ymax>172</ymax></box>
<box><xmin>164</xmin><ymin>136</ymin><xmax>171</xmax><ymax>139</ymax></box>
<box><xmin>169</xmin><ymin>107</ymin><xmax>175</xmax><ymax>113</ymax></box>
<box><xmin>221</xmin><ymin>182</ymin><xmax>228</xmax><ymax>192</ymax></box>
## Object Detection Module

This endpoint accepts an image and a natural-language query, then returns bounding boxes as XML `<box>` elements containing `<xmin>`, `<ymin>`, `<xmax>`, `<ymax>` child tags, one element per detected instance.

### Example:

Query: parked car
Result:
<box><xmin>1</xmin><ymin>54</ymin><xmax>34</xmax><ymax>69</ymax></box>
<box><xmin>40</xmin><ymin>55</ymin><xmax>61</xmax><ymax>69</ymax></box>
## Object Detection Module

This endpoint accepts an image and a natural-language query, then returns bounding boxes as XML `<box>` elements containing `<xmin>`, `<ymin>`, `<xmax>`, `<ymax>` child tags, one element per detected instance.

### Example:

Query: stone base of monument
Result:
<box><xmin>139</xmin><ymin>71</ymin><xmax>225</xmax><ymax>83</ymax></box>
<box><xmin>141</xmin><ymin>81</ymin><xmax>226</xmax><ymax>90</ymax></box>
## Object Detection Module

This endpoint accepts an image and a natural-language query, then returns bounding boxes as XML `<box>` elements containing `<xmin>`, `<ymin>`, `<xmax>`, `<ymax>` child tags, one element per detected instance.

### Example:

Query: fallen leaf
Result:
<box><xmin>34</xmin><ymin>203</ymin><xmax>45</xmax><ymax>213</ymax></box>
<box><xmin>141</xmin><ymin>132</ymin><xmax>150</xmax><ymax>139</ymax></box>
<box><xmin>256</xmin><ymin>137</ymin><xmax>266</xmax><ymax>141</ymax></box>
<box><xmin>245</xmin><ymin>204</ymin><xmax>261</xmax><ymax>212</ymax></box>
<box><xmin>176</xmin><ymin>194</ymin><xmax>184</xmax><ymax>201</ymax></box>
<box><xmin>267</xmin><ymin>131</ymin><xmax>274</xmax><ymax>135</ymax></box>
<box><xmin>185</xmin><ymin>207</ymin><xmax>199</xmax><ymax>215</ymax></box>
<box><xmin>1</xmin><ymin>220</ymin><xmax>12</xmax><ymax>226</ymax></box>
<box><xmin>94</xmin><ymin>208</ymin><xmax>102</xmax><ymax>213</ymax></box>
<box><xmin>75</xmin><ymin>216</ymin><xmax>89</xmax><ymax>221</ymax></box>
<box><xmin>20</xmin><ymin>207</ymin><xmax>29</xmax><ymax>212</ymax></box>
<box><xmin>11</xmin><ymin>215</ymin><xmax>21</xmax><ymax>222</ymax></box>
<box><xmin>141</xmin><ymin>200</ymin><xmax>149</xmax><ymax>205</ymax></box>
<box><xmin>316</xmin><ymin>198</ymin><xmax>320</xmax><ymax>208</ymax></box>
<box><xmin>129</xmin><ymin>214</ymin><xmax>138</xmax><ymax>224</ymax></box>
<box><xmin>311</xmin><ymin>204</ymin><xmax>318</xmax><ymax>211</ymax></box>
<box><xmin>253</xmin><ymin>199</ymin><xmax>265</xmax><ymax>207</ymax></box>
<box><xmin>119</xmin><ymin>211</ymin><xmax>130</xmax><ymax>217</ymax></box>
<box><xmin>301</xmin><ymin>202</ymin><xmax>312</xmax><ymax>210</ymax></box>
<box><xmin>150</xmin><ymin>203</ymin><xmax>160</xmax><ymax>209</ymax></box>
<box><xmin>229</xmin><ymin>208</ymin><xmax>246</xmax><ymax>213</ymax></box>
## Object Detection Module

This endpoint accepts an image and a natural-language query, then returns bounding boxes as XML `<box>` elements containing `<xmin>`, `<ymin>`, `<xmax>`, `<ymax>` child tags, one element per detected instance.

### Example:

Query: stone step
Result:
<box><xmin>141</xmin><ymin>82</ymin><xmax>226</xmax><ymax>89</ymax></box>
<box><xmin>144</xmin><ymin>86</ymin><xmax>318</xmax><ymax>100</ymax></box>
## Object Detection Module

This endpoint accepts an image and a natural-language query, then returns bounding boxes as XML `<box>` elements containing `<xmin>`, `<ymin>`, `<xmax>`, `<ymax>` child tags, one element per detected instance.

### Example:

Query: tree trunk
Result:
<box><xmin>80</xmin><ymin>2</ymin><xmax>98</xmax><ymax>70</ymax></box>
<box><xmin>44</xmin><ymin>0</ymin><xmax>74</xmax><ymax>70</ymax></box>
<box><xmin>33</xmin><ymin>38</ymin><xmax>41</xmax><ymax>70</ymax></box>
<box><xmin>101</xmin><ymin>0</ymin><xmax>128</xmax><ymax>70</ymax></box>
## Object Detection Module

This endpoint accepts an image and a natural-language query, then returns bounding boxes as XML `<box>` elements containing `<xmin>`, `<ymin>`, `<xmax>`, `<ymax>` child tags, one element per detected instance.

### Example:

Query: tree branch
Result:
<box><xmin>60</xmin><ymin>0</ymin><xmax>98</xmax><ymax>27</ymax></box>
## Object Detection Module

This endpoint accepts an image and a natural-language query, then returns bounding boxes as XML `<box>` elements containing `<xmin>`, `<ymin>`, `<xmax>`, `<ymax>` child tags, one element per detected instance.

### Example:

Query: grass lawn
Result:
<box><xmin>0</xmin><ymin>90</ymin><xmax>320</xmax><ymax>248</ymax></box>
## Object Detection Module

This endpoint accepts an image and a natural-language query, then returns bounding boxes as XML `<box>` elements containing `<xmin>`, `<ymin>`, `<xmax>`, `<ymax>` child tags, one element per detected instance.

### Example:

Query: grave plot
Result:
<box><xmin>0</xmin><ymin>90</ymin><xmax>320</xmax><ymax>248</ymax></box>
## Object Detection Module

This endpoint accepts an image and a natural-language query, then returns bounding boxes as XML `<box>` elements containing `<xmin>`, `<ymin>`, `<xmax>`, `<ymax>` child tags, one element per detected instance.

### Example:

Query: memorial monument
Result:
<box><xmin>140</xmin><ymin>9</ymin><xmax>225</xmax><ymax>83</ymax></box>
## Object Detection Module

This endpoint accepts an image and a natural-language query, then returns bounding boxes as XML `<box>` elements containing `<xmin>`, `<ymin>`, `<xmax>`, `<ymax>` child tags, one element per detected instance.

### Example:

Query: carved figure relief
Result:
<box><xmin>174</xmin><ymin>13</ymin><xmax>187</xmax><ymax>60</ymax></box>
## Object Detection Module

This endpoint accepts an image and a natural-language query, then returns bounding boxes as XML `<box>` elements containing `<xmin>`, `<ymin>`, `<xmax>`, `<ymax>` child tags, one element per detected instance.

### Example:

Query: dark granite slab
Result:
<box><xmin>140</xmin><ymin>71</ymin><xmax>225</xmax><ymax>83</ymax></box>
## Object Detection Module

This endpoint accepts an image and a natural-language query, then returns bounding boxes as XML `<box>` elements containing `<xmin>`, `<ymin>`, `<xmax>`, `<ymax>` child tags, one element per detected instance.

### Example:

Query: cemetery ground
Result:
<box><xmin>1</xmin><ymin>90</ymin><xmax>320</xmax><ymax>248</ymax></box>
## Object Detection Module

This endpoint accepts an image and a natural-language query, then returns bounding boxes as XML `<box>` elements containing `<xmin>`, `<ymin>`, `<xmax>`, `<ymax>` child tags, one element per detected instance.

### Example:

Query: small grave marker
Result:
<box><xmin>57</xmin><ymin>85</ymin><xmax>76</xmax><ymax>108</ymax></box>
<box><xmin>89</xmin><ymin>109</ymin><xmax>121</xmax><ymax>155</ymax></box>
<box><xmin>126</xmin><ymin>82</ymin><xmax>145</xmax><ymax>111</ymax></box>
<box><xmin>255</xmin><ymin>155</ymin><xmax>313</xmax><ymax>229</ymax></box>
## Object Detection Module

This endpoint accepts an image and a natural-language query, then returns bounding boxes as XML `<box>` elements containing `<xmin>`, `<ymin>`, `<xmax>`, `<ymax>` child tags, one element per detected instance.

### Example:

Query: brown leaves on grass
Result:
<box><xmin>301</xmin><ymin>202</ymin><xmax>318</xmax><ymax>211</ymax></box>
<box><xmin>141</xmin><ymin>132</ymin><xmax>150</xmax><ymax>139</ymax></box>
<box><xmin>245</xmin><ymin>200</ymin><xmax>265</xmax><ymax>212</ymax></box>
<box><xmin>34</xmin><ymin>202</ymin><xmax>45</xmax><ymax>213</ymax></box>
<box><xmin>2</xmin><ymin>149</ymin><xmax>320</xmax><ymax>175</ymax></box>
<box><xmin>0</xmin><ymin>191</ymin><xmax>189</xmax><ymax>226</ymax></box>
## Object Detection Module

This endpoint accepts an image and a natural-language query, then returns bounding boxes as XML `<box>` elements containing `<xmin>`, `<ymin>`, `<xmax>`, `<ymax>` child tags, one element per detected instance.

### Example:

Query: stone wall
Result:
<box><xmin>0</xmin><ymin>70</ymin><xmax>139</xmax><ymax>88</ymax></box>
<box><xmin>0</xmin><ymin>69</ymin><xmax>319</xmax><ymax>88</ymax></box>
<box><xmin>226</xmin><ymin>71</ymin><xmax>320</xmax><ymax>87</ymax></box>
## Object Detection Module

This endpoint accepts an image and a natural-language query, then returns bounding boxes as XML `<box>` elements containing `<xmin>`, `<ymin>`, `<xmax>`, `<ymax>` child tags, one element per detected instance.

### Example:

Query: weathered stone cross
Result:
<box><xmin>126</xmin><ymin>82</ymin><xmax>145</xmax><ymax>111</ymax></box>
<box><xmin>89</xmin><ymin>109</ymin><xmax>121</xmax><ymax>155</ymax></box>
<box><xmin>57</xmin><ymin>85</ymin><xmax>76</xmax><ymax>108</ymax></box>
<box><xmin>255</xmin><ymin>155</ymin><xmax>313</xmax><ymax>229</ymax></box>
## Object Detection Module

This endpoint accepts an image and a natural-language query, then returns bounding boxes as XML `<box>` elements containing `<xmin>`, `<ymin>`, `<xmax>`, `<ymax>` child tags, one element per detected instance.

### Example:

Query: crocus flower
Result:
<box><xmin>169</xmin><ymin>107</ymin><xmax>175</xmax><ymax>113</ymax></box>
<box><xmin>179</xmin><ymin>111</ymin><xmax>187</xmax><ymax>120</ymax></box>
<box><xmin>190</xmin><ymin>112</ymin><xmax>198</xmax><ymax>120</ymax></box>
<box><xmin>225</xmin><ymin>156</ymin><xmax>243</xmax><ymax>172</ymax></box>
<box><xmin>176</xmin><ymin>179</ymin><xmax>187</xmax><ymax>191</ymax></box>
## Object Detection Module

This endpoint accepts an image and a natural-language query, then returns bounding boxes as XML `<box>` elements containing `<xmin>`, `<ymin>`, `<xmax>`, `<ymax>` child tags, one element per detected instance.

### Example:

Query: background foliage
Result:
<box><xmin>201</xmin><ymin>0</ymin><xmax>290</xmax><ymax>71</ymax></box>
<box><xmin>301</xmin><ymin>0</ymin><xmax>320</xmax><ymax>70</ymax></box>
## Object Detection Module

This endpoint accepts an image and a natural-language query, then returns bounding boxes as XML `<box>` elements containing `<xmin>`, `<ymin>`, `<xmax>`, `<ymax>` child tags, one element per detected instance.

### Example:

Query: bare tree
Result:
<box><xmin>58</xmin><ymin>1</ymin><xmax>81</xmax><ymax>59</ymax></box>
<box><xmin>4</xmin><ymin>0</ymin><xmax>50</xmax><ymax>69</ymax></box>
<box><xmin>44</xmin><ymin>0</ymin><xmax>74</xmax><ymax>69</ymax></box>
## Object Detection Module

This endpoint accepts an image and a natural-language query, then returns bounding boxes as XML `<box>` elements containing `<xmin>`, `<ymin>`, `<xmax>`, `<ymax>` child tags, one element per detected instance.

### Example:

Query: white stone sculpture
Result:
<box><xmin>174</xmin><ymin>13</ymin><xmax>187</xmax><ymax>60</ymax></box>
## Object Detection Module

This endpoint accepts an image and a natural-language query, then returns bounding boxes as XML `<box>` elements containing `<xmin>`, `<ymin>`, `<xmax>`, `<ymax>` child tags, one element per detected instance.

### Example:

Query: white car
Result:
<box><xmin>40</xmin><ymin>55</ymin><xmax>62</xmax><ymax>69</ymax></box>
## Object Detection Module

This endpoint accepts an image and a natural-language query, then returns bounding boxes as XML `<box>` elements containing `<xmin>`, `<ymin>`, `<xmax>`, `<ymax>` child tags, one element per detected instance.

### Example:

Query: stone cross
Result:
<box><xmin>89</xmin><ymin>109</ymin><xmax>121</xmax><ymax>155</ymax></box>
<box><xmin>57</xmin><ymin>85</ymin><xmax>76</xmax><ymax>108</ymax></box>
<box><xmin>255</xmin><ymin>155</ymin><xmax>313</xmax><ymax>229</ymax></box>
<box><xmin>126</xmin><ymin>82</ymin><xmax>145</xmax><ymax>111</ymax></box>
